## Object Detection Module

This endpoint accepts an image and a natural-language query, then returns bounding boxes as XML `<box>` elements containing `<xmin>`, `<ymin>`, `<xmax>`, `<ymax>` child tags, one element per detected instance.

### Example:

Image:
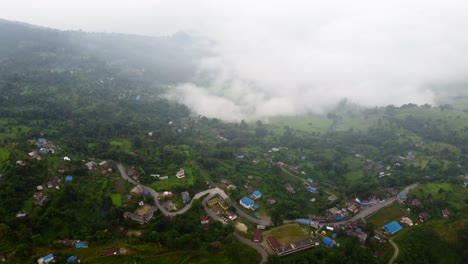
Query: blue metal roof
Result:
<box><xmin>43</xmin><ymin>253</ymin><xmax>54</xmax><ymax>261</ymax></box>
<box><xmin>322</xmin><ymin>237</ymin><xmax>333</xmax><ymax>246</ymax></box>
<box><xmin>254</xmin><ymin>204</ymin><xmax>260</xmax><ymax>209</ymax></box>
<box><xmin>253</xmin><ymin>190</ymin><xmax>262</xmax><ymax>196</ymax></box>
<box><xmin>296</xmin><ymin>218</ymin><xmax>311</xmax><ymax>225</ymax></box>
<box><xmin>67</xmin><ymin>255</ymin><xmax>77</xmax><ymax>262</ymax></box>
<box><xmin>398</xmin><ymin>192</ymin><xmax>407</xmax><ymax>199</ymax></box>
<box><xmin>241</xmin><ymin>196</ymin><xmax>254</xmax><ymax>206</ymax></box>
<box><xmin>307</xmin><ymin>178</ymin><xmax>313</xmax><ymax>182</ymax></box>
<box><xmin>335</xmin><ymin>215</ymin><xmax>343</xmax><ymax>221</ymax></box>
<box><xmin>384</xmin><ymin>221</ymin><xmax>403</xmax><ymax>234</ymax></box>
<box><xmin>65</xmin><ymin>175</ymin><xmax>73</xmax><ymax>181</ymax></box>
<box><xmin>307</xmin><ymin>186</ymin><xmax>317</xmax><ymax>192</ymax></box>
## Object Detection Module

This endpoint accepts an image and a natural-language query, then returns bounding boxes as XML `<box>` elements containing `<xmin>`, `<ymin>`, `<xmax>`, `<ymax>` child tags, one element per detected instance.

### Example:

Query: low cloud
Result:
<box><xmin>2</xmin><ymin>1</ymin><xmax>467</xmax><ymax>120</ymax></box>
<box><xmin>161</xmin><ymin>1</ymin><xmax>468</xmax><ymax>120</ymax></box>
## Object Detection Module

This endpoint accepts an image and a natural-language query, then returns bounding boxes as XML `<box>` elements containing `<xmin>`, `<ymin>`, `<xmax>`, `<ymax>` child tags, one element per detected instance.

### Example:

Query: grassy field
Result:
<box><xmin>148</xmin><ymin>167</ymin><xmax>195</xmax><ymax>191</ymax></box>
<box><xmin>366</xmin><ymin>203</ymin><xmax>406</xmax><ymax>227</ymax></box>
<box><xmin>263</xmin><ymin>223</ymin><xmax>310</xmax><ymax>245</ymax></box>
<box><xmin>394</xmin><ymin>218</ymin><xmax>468</xmax><ymax>264</ymax></box>
<box><xmin>267</xmin><ymin>114</ymin><xmax>332</xmax><ymax>133</ymax></box>
<box><xmin>0</xmin><ymin>148</ymin><xmax>9</xmax><ymax>162</ymax></box>
<box><xmin>0</xmin><ymin>224</ymin><xmax>16</xmax><ymax>253</ymax></box>
<box><xmin>110</xmin><ymin>193</ymin><xmax>123</xmax><ymax>207</ymax></box>
<box><xmin>110</xmin><ymin>139</ymin><xmax>132</xmax><ymax>152</ymax></box>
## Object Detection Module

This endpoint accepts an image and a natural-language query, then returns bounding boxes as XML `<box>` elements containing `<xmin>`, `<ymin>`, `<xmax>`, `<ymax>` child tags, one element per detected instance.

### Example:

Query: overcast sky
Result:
<box><xmin>2</xmin><ymin>0</ymin><xmax>468</xmax><ymax>120</ymax></box>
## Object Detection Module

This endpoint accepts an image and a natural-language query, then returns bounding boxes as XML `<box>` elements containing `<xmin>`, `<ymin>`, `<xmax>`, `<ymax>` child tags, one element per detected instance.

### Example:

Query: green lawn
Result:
<box><xmin>110</xmin><ymin>193</ymin><xmax>123</xmax><ymax>207</ymax></box>
<box><xmin>0</xmin><ymin>148</ymin><xmax>9</xmax><ymax>162</ymax></box>
<box><xmin>263</xmin><ymin>223</ymin><xmax>310</xmax><ymax>245</ymax></box>
<box><xmin>366</xmin><ymin>203</ymin><xmax>406</xmax><ymax>227</ymax></box>
<box><xmin>110</xmin><ymin>139</ymin><xmax>132</xmax><ymax>152</ymax></box>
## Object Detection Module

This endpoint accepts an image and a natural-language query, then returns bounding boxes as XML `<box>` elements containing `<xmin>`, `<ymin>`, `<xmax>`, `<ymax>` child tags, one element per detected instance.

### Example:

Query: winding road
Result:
<box><xmin>116</xmin><ymin>162</ymin><xmax>416</xmax><ymax>264</ymax></box>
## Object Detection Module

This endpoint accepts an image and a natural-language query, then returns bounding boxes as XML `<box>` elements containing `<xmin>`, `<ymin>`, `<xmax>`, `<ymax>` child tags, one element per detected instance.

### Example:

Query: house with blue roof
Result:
<box><xmin>75</xmin><ymin>240</ymin><xmax>89</xmax><ymax>248</ymax></box>
<box><xmin>397</xmin><ymin>192</ymin><xmax>407</xmax><ymax>203</ymax></box>
<box><xmin>65</xmin><ymin>175</ymin><xmax>73</xmax><ymax>182</ymax></box>
<box><xmin>67</xmin><ymin>255</ymin><xmax>78</xmax><ymax>263</ymax></box>
<box><xmin>240</xmin><ymin>196</ymin><xmax>255</xmax><ymax>209</ymax></box>
<box><xmin>321</xmin><ymin>236</ymin><xmax>335</xmax><ymax>247</ymax></box>
<box><xmin>307</xmin><ymin>178</ymin><xmax>313</xmax><ymax>183</ymax></box>
<box><xmin>296</xmin><ymin>218</ymin><xmax>311</xmax><ymax>225</ymax></box>
<box><xmin>252</xmin><ymin>190</ymin><xmax>262</xmax><ymax>199</ymax></box>
<box><xmin>37</xmin><ymin>253</ymin><xmax>54</xmax><ymax>264</ymax></box>
<box><xmin>307</xmin><ymin>186</ymin><xmax>317</xmax><ymax>193</ymax></box>
<box><xmin>384</xmin><ymin>221</ymin><xmax>403</xmax><ymax>234</ymax></box>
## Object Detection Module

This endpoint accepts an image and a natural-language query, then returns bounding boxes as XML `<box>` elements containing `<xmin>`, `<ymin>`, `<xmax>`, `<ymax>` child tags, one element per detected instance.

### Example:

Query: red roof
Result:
<box><xmin>253</xmin><ymin>230</ymin><xmax>263</xmax><ymax>242</ymax></box>
<box><xmin>267</xmin><ymin>236</ymin><xmax>281</xmax><ymax>249</ymax></box>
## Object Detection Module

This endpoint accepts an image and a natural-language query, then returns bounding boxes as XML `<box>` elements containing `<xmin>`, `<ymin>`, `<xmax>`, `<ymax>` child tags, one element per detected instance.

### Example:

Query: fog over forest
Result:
<box><xmin>2</xmin><ymin>0</ymin><xmax>468</xmax><ymax>120</ymax></box>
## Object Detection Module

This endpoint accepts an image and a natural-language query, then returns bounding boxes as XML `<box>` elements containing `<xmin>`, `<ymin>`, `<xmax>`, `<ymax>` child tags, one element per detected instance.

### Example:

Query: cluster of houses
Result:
<box><xmin>58</xmin><ymin>239</ymin><xmax>89</xmax><ymax>248</ymax></box>
<box><xmin>239</xmin><ymin>189</ymin><xmax>262</xmax><ymax>210</ymax></box>
<box><xmin>123</xmin><ymin>184</ymin><xmax>157</xmax><ymax>224</ymax></box>
<box><xmin>207</xmin><ymin>196</ymin><xmax>238</xmax><ymax>221</ymax></box>
<box><xmin>267</xmin><ymin>236</ymin><xmax>320</xmax><ymax>256</ymax></box>
<box><xmin>26</xmin><ymin>138</ymin><xmax>59</xmax><ymax>161</ymax></box>
<box><xmin>85</xmin><ymin>160</ymin><xmax>113</xmax><ymax>176</ymax></box>
<box><xmin>123</xmin><ymin>205</ymin><xmax>157</xmax><ymax>225</ymax></box>
<box><xmin>37</xmin><ymin>253</ymin><xmax>81</xmax><ymax>264</ymax></box>
<box><xmin>307</xmin><ymin>200</ymin><xmax>361</xmax><ymax>223</ymax></box>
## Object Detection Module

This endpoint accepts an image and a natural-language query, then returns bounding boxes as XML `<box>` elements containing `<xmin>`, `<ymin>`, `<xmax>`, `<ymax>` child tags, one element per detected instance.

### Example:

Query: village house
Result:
<box><xmin>418</xmin><ymin>212</ymin><xmax>431</xmax><ymax>221</ymax></box>
<box><xmin>131</xmin><ymin>185</ymin><xmax>145</xmax><ymax>195</ymax></box>
<box><xmin>207</xmin><ymin>197</ymin><xmax>229</xmax><ymax>210</ymax></box>
<box><xmin>224</xmin><ymin>210</ymin><xmax>238</xmax><ymax>221</ymax></box>
<box><xmin>385</xmin><ymin>187</ymin><xmax>399</xmax><ymax>196</ymax></box>
<box><xmin>411</xmin><ymin>198</ymin><xmax>422</xmax><ymax>207</ymax></box>
<box><xmin>127</xmin><ymin>166</ymin><xmax>138</xmax><ymax>180</ymax></box>
<box><xmin>251</xmin><ymin>190</ymin><xmax>262</xmax><ymax>200</ymax></box>
<box><xmin>253</xmin><ymin>229</ymin><xmax>263</xmax><ymax>242</ymax></box>
<box><xmin>85</xmin><ymin>161</ymin><xmax>97</xmax><ymax>171</ymax></box>
<box><xmin>123</xmin><ymin>206</ymin><xmax>157</xmax><ymax>225</ymax></box>
<box><xmin>266</xmin><ymin>197</ymin><xmax>276</xmax><ymax>205</ymax></box>
<box><xmin>383</xmin><ymin>221</ymin><xmax>403</xmax><ymax>235</ymax></box>
<box><xmin>181</xmin><ymin>191</ymin><xmax>190</xmax><ymax>204</ymax></box>
<box><xmin>327</xmin><ymin>195</ymin><xmax>338</xmax><ymax>203</ymax></box>
<box><xmin>397</xmin><ymin>192</ymin><xmax>407</xmax><ymax>203</ymax></box>
<box><xmin>37</xmin><ymin>253</ymin><xmax>54</xmax><ymax>264</ymax></box>
<box><xmin>285</xmin><ymin>183</ymin><xmax>295</xmax><ymax>193</ymax></box>
<box><xmin>101</xmin><ymin>247</ymin><xmax>118</xmax><ymax>256</ymax></box>
<box><xmin>240</xmin><ymin>196</ymin><xmax>255</xmax><ymax>209</ymax></box>
<box><xmin>400</xmin><ymin>216</ymin><xmax>414</xmax><ymax>226</ymax></box>
<box><xmin>306</xmin><ymin>186</ymin><xmax>317</xmax><ymax>193</ymax></box>
<box><xmin>346</xmin><ymin>202</ymin><xmax>360</xmax><ymax>214</ymax></box>
<box><xmin>176</xmin><ymin>168</ymin><xmax>185</xmax><ymax>179</ymax></box>
<box><xmin>200</xmin><ymin>215</ymin><xmax>210</xmax><ymax>225</ymax></box>
<box><xmin>441</xmin><ymin>208</ymin><xmax>451</xmax><ymax>218</ymax></box>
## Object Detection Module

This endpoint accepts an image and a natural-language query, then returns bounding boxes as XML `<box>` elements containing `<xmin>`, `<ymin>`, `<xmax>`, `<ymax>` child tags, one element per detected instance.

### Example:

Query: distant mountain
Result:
<box><xmin>0</xmin><ymin>18</ymin><xmax>208</xmax><ymax>84</ymax></box>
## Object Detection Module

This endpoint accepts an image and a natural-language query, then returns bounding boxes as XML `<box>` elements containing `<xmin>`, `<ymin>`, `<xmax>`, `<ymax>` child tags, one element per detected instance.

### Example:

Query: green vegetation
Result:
<box><xmin>263</xmin><ymin>224</ymin><xmax>309</xmax><ymax>245</ymax></box>
<box><xmin>367</xmin><ymin>203</ymin><xmax>406</xmax><ymax>227</ymax></box>
<box><xmin>0</xmin><ymin>19</ymin><xmax>467</xmax><ymax>263</ymax></box>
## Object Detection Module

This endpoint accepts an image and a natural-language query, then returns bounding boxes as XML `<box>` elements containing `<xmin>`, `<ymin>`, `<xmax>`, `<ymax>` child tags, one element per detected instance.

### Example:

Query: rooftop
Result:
<box><xmin>241</xmin><ymin>196</ymin><xmax>254</xmax><ymax>206</ymax></box>
<box><xmin>384</xmin><ymin>221</ymin><xmax>403</xmax><ymax>234</ymax></box>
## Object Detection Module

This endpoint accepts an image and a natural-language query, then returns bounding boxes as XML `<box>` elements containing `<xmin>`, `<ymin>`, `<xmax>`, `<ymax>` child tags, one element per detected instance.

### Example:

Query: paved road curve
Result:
<box><xmin>322</xmin><ymin>183</ymin><xmax>418</xmax><ymax>226</ymax></box>
<box><xmin>116</xmin><ymin>162</ymin><xmax>268</xmax><ymax>263</ymax></box>
<box><xmin>116</xmin><ymin>162</ymin><xmax>415</xmax><ymax>263</ymax></box>
<box><xmin>233</xmin><ymin>232</ymin><xmax>269</xmax><ymax>263</ymax></box>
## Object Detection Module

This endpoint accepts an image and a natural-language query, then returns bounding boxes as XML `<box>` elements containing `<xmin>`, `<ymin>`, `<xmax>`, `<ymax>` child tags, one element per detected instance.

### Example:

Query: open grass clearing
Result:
<box><xmin>110</xmin><ymin>193</ymin><xmax>123</xmax><ymax>207</ymax></box>
<box><xmin>366</xmin><ymin>203</ymin><xmax>406</xmax><ymax>227</ymax></box>
<box><xmin>0</xmin><ymin>148</ymin><xmax>9</xmax><ymax>162</ymax></box>
<box><xmin>263</xmin><ymin>223</ymin><xmax>310</xmax><ymax>245</ymax></box>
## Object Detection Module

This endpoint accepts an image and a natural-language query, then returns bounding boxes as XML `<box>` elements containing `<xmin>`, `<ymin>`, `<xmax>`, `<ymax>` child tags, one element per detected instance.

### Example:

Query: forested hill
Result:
<box><xmin>0</xmin><ymin>18</ymin><xmax>205</xmax><ymax>84</ymax></box>
<box><xmin>0</xmin><ymin>18</ymin><xmax>200</xmax><ymax>156</ymax></box>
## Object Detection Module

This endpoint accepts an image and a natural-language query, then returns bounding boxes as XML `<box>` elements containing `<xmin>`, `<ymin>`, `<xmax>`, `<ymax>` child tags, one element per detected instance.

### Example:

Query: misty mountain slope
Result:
<box><xmin>0</xmin><ymin>19</ymin><xmax>206</xmax><ymax>84</ymax></box>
